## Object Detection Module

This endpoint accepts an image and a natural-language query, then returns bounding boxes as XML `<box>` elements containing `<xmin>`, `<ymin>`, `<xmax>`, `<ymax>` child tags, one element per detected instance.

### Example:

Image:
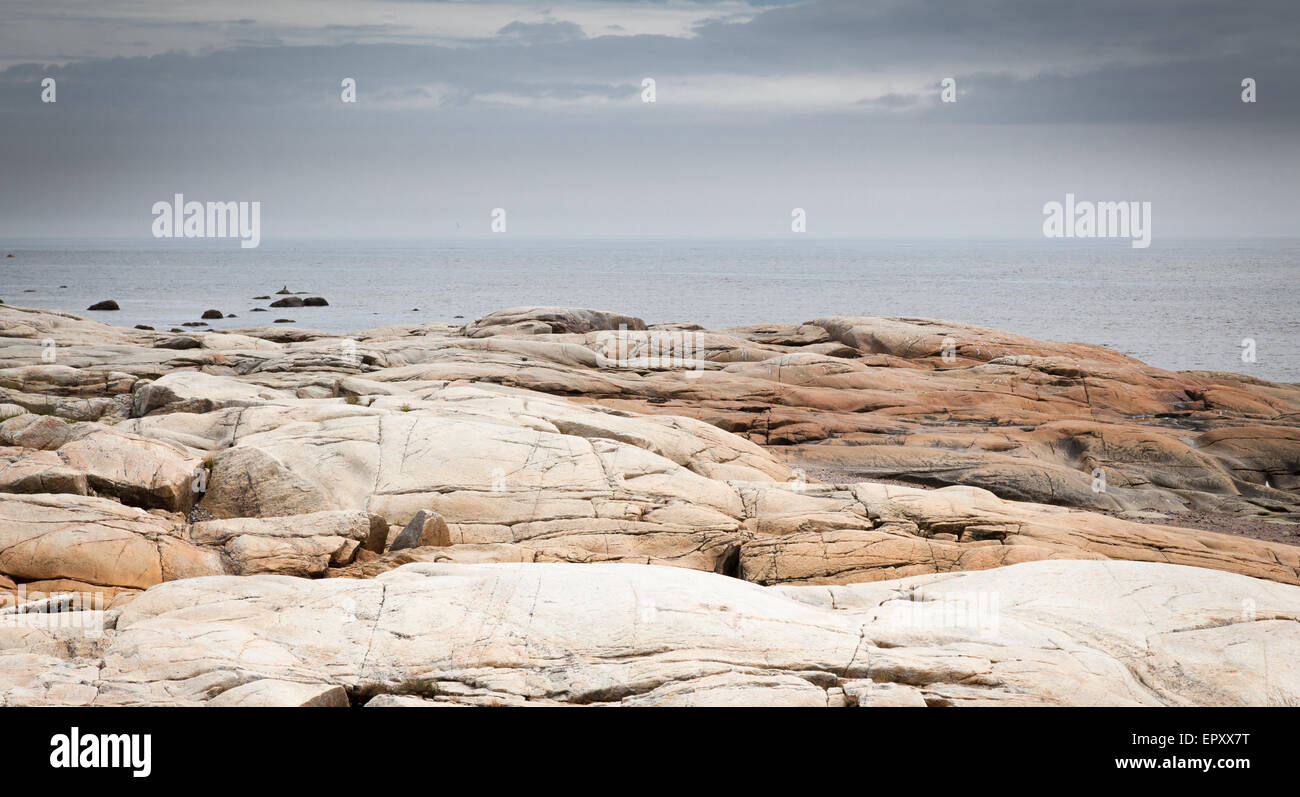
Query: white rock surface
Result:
<box><xmin>3</xmin><ymin>559</ymin><xmax>1296</xmax><ymax>707</ymax></box>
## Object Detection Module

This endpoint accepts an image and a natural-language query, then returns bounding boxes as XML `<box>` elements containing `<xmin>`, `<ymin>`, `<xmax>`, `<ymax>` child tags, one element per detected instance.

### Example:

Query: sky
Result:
<box><xmin>0</xmin><ymin>0</ymin><xmax>1297</xmax><ymax>239</ymax></box>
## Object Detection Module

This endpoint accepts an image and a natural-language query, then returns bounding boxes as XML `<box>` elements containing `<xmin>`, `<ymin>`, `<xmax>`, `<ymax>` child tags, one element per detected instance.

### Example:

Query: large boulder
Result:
<box><xmin>186</xmin><ymin>511</ymin><xmax>387</xmax><ymax>577</ymax></box>
<box><xmin>388</xmin><ymin>509</ymin><xmax>451</xmax><ymax>551</ymax></box>
<box><xmin>132</xmin><ymin>371</ymin><xmax>293</xmax><ymax>416</ymax></box>
<box><xmin>0</xmin><ymin>415</ymin><xmax>201</xmax><ymax>511</ymax></box>
<box><xmin>0</xmin><ymin>365</ymin><xmax>135</xmax><ymax>397</ymax></box>
<box><xmin>0</xmin><ymin>448</ymin><xmax>90</xmax><ymax>496</ymax></box>
<box><xmin>191</xmin><ymin>405</ymin><xmax>752</xmax><ymax>573</ymax></box>
<box><xmin>737</xmin><ymin>482</ymin><xmax>1300</xmax><ymax>586</ymax></box>
<box><xmin>0</xmin><ymin>494</ymin><xmax>224</xmax><ymax>590</ymax></box>
<box><xmin>464</xmin><ymin>307</ymin><xmax>648</xmax><ymax>336</ymax></box>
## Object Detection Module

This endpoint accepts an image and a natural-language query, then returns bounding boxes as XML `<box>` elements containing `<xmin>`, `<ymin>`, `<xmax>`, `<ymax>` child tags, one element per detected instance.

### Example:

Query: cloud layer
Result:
<box><xmin>1</xmin><ymin>0</ymin><xmax>1296</xmax><ymax>238</ymax></box>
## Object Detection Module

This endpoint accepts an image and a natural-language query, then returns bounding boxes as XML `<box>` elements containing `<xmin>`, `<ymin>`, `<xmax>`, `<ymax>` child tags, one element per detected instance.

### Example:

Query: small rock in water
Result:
<box><xmin>200</xmin><ymin>309</ymin><xmax>224</xmax><ymax>319</ymax></box>
<box><xmin>134</xmin><ymin>324</ymin><xmax>155</xmax><ymax>330</ymax></box>
<box><xmin>87</xmin><ymin>299</ymin><xmax>120</xmax><ymax>311</ymax></box>
<box><xmin>226</xmin><ymin>313</ymin><xmax>237</xmax><ymax>318</ymax></box>
<box><xmin>275</xmin><ymin>286</ymin><xmax>293</xmax><ymax>295</ymax></box>
<box><xmin>303</xmin><ymin>297</ymin><xmax>329</xmax><ymax>306</ymax></box>
<box><xmin>270</xmin><ymin>296</ymin><xmax>304</xmax><ymax>308</ymax></box>
<box><xmin>253</xmin><ymin>295</ymin><xmax>270</xmax><ymax>300</ymax></box>
<box><xmin>250</xmin><ymin>308</ymin><xmax>267</xmax><ymax>312</ymax></box>
<box><xmin>274</xmin><ymin>318</ymin><xmax>295</xmax><ymax>324</ymax></box>
<box><xmin>181</xmin><ymin>321</ymin><xmax>207</xmax><ymax>327</ymax></box>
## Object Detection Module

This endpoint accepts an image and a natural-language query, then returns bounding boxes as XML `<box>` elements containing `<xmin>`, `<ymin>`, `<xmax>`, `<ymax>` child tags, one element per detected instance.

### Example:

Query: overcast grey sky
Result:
<box><xmin>0</xmin><ymin>0</ymin><xmax>1296</xmax><ymax>239</ymax></box>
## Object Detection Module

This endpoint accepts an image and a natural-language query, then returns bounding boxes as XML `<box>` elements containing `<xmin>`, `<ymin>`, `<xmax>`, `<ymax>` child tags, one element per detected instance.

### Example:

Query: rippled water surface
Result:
<box><xmin>2</xmin><ymin>237</ymin><xmax>1297</xmax><ymax>381</ymax></box>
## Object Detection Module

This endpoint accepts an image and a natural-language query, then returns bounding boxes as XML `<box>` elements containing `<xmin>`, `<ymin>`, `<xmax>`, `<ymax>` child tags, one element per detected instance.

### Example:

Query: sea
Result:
<box><xmin>2</xmin><ymin>237</ymin><xmax>1297</xmax><ymax>382</ymax></box>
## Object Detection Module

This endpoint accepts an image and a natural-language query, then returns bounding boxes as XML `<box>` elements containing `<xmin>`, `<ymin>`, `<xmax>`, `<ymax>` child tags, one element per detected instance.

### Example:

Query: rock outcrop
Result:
<box><xmin>0</xmin><ymin>494</ymin><xmax>222</xmax><ymax>591</ymax></box>
<box><xmin>1</xmin><ymin>414</ymin><xmax>201</xmax><ymax>511</ymax></box>
<box><xmin>3</xmin><ymin>560</ymin><xmax>1298</xmax><ymax>706</ymax></box>
<box><xmin>1</xmin><ymin>302</ymin><xmax>1297</xmax><ymax>707</ymax></box>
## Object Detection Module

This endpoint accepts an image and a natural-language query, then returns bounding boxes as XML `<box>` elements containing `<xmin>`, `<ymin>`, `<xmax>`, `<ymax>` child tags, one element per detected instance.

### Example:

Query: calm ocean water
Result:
<box><xmin>2</xmin><ymin>238</ymin><xmax>1297</xmax><ymax>382</ymax></box>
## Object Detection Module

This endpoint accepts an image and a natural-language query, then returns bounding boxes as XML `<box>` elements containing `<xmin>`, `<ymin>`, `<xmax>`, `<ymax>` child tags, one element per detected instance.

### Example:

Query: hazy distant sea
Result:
<box><xmin>2</xmin><ymin>238</ymin><xmax>1297</xmax><ymax>382</ymax></box>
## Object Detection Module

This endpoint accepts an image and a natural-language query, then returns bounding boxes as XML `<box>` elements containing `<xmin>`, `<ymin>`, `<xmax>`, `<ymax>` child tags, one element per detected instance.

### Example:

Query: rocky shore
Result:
<box><xmin>1</xmin><ymin>302</ymin><xmax>1298</xmax><ymax>706</ymax></box>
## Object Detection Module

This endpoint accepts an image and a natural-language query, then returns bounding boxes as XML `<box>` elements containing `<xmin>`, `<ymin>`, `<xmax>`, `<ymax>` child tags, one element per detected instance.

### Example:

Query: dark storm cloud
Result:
<box><xmin>692</xmin><ymin>0</ymin><xmax>1300</xmax><ymax>65</ymax></box>
<box><xmin>0</xmin><ymin>0</ymin><xmax>1295</xmax><ymax>239</ymax></box>
<box><xmin>1</xmin><ymin>0</ymin><xmax>1294</xmax><ymax>121</ymax></box>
